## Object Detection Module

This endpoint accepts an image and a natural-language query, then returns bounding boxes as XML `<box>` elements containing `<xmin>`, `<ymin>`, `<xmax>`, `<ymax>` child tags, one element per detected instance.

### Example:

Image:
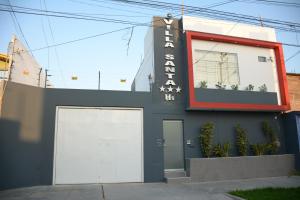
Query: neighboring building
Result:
<box><xmin>0</xmin><ymin>36</ymin><xmax>47</xmax><ymax>115</ymax></box>
<box><xmin>287</xmin><ymin>73</ymin><xmax>300</xmax><ymax>111</ymax></box>
<box><xmin>0</xmin><ymin>53</ymin><xmax>10</xmax><ymax>114</ymax></box>
<box><xmin>1</xmin><ymin>35</ymin><xmax>46</xmax><ymax>88</ymax></box>
<box><xmin>0</xmin><ymin>15</ymin><xmax>295</xmax><ymax>190</ymax></box>
<box><xmin>284</xmin><ymin>73</ymin><xmax>300</xmax><ymax>170</ymax></box>
<box><xmin>0</xmin><ymin>53</ymin><xmax>9</xmax><ymax>72</ymax></box>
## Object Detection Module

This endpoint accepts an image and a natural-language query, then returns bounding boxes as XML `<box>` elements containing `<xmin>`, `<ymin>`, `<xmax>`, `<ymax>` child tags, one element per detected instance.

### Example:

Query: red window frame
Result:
<box><xmin>186</xmin><ymin>31</ymin><xmax>290</xmax><ymax>111</ymax></box>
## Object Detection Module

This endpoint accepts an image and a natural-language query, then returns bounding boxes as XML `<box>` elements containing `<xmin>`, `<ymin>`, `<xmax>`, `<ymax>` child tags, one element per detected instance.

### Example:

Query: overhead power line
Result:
<box><xmin>238</xmin><ymin>0</ymin><xmax>300</xmax><ymax>8</ymax></box>
<box><xmin>42</xmin><ymin>0</ymin><xmax>66</xmax><ymax>87</ymax></box>
<box><xmin>0</xmin><ymin>6</ymin><xmax>299</xmax><ymax>34</ymax></box>
<box><xmin>1</xmin><ymin>1</ymin><xmax>299</xmax><ymax>55</ymax></box>
<box><xmin>203</xmin><ymin>0</ymin><xmax>239</xmax><ymax>8</ymax></box>
<box><xmin>2</xmin><ymin>1</ymin><xmax>300</xmax><ymax>28</ymax></box>
<box><xmin>0</xmin><ymin>8</ymin><xmax>144</xmax><ymax>26</ymax></box>
<box><xmin>22</xmin><ymin>25</ymin><xmax>300</xmax><ymax>54</ymax></box>
<box><xmin>1</xmin><ymin>2</ymin><xmax>300</xmax><ymax>33</ymax></box>
<box><xmin>7</xmin><ymin>0</ymin><xmax>33</xmax><ymax>55</ymax></box>
<box><xmin>67</xmin><ymin>0</ymin><xmax>153</xmax><ymax>17</ymax></box>
<box><xmin>106</xmin><ymin>0</ymin><xmax>300</xmax><ymax>29</ymax></box>
<box><xmin>39</xmin><ymin>0</ymin><xmax>50</xmax><ymax>70</ymax></box>
<box><xmin>1</xmin><ymin>12</ymin><xmax>299</xmax><ymax>54</ymax></box>
<box><xmin>30</xmin><ymin>27</ymin><xmax>133</xmax><ymax>52</ymax></box>
<box><xmin>285</xmin><ymin>50</ymin><xmax>300</xmax><ymax>63</ymax></box>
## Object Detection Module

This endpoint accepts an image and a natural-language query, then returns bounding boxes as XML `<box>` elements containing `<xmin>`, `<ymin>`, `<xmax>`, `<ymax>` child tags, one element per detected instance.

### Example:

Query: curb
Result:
<box><xmin>225</xmin><ymin>193</ymin><xmax>246</xmax><ymax>200</ymax></box>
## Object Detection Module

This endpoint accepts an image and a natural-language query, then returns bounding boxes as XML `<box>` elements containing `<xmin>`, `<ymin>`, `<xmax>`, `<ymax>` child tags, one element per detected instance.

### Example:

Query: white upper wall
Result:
<box><xmin>182</xmin><ymin>16</ymin><xmax>277</xmax><ymax>42</ymax></box>
<box><xmin>133</xmin><ymin>27</ymin><xmax>154</xmax><ymax>92</ymax></box>
<box><xmin>192</xmin><ymin>40</ymin><xmax>281</xmax><ymax>104</ymax></box>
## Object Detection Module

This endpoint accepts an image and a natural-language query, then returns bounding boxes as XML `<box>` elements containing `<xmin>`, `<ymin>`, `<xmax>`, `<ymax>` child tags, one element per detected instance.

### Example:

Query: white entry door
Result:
<box><xmin>53</xmin><ymin>107</ymin><xmax>143</xmax><ymax>184</ymax></box>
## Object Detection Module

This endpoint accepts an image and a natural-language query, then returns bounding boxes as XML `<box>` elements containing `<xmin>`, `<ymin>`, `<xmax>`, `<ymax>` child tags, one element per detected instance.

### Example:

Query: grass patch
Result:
<box><xmin>229</xmin><ymin>187</ymin><xmax>300</xmax><ymax>200</ymax></box>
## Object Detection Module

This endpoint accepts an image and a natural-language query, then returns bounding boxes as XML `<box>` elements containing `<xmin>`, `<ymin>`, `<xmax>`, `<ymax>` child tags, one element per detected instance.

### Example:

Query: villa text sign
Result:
<box><xmin>159</xmin><ymin>16</ymin><xmax>181</xmax><ymax>101</ymax></box>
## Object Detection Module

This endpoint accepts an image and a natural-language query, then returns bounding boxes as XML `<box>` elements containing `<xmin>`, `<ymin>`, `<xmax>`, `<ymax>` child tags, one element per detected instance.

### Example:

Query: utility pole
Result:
<box><xmin>259</xmin><ymin>16</ymin><xmax>264</xmax><ymax>27</ymax></box>
<box><xmin>44</xmin><ymin>69</ymin><xmax>52</xmax><ymax>88</ymax></box>
<box><xmin>181</xmin><ymin>0</ymin><xmax>184</xmax><ymax>16</ymax></box>
<box><xmin>37</xmin><ymin>68</ymin><xmax>42</xmax><ymax>87</ymax></box>
<box><xmin>44</xmin><ymin>69</ymin><xmax>48</xmax><ymax>88</ymax></box>
<box><xmin>98</xmin><ymin>70</ymin><xmax>101</xmax><ymax>90</ymax></box>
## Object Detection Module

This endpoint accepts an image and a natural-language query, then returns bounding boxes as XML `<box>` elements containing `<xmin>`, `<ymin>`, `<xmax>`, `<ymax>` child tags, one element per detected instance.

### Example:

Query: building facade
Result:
<box><xmin>287</xmin><ymin>73</ymin><xmax>300</xmax><ymax>111</ymax></box>
<box><xmin>132</xmin><ymin>15</ymin><xmax>290</xmax><ymax>177</ymax></box>
<box><xmin>0</xmin><ymin>16</ymin><xmax>295</xmax><ymax>189</ymax></box>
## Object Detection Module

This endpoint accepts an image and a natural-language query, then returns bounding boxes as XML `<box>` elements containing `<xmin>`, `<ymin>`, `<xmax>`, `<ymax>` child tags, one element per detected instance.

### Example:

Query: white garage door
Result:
<box><xmin>53</xmin><ymin>107</ymin><xmax>143</xmax><ymax>184</ymax></box>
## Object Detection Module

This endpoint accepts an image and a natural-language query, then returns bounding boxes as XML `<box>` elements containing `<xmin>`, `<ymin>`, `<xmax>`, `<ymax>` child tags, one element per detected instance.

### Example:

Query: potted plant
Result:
<box><xmin>199</xmin><ymin>81</ymin><xmax>208</xmax><ymax>88</ymax></box>
<box><xmin>245</xmin><ymin>84</ymin><xmax>254</xmax><ymax>91</ymax></box>
<box><xmin>215</xmin><ymin>82</ymin><xmax>226</xmax><ymax>89</ymax></box>
<box><xmin>259</xmin><ymin>84</ymin><xmax>267</xmax><ymax>92</ymax></box>
<box><xmin>231</xmin><ymin>84</ymin><xmax>239</xmax><ymax>90</ymax></box>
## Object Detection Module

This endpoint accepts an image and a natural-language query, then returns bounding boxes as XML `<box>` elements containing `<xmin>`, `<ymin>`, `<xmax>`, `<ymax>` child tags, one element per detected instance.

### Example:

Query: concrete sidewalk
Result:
<box><xmin>1</xmin><ymin>176</ymin><xmax>300</xmax><ymax>200</ymax></box>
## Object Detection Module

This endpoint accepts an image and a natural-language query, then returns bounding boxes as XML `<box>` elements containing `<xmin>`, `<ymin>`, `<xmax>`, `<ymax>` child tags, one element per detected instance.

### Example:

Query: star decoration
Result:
<box><xmin>167</xmin><ymin>86</ymin><xmax>173</xmax><ymax>92</ymax></box>
<box><xmin>176</xmin><ymin>86</ymin><xmax>181</xmax><ymax>93</ymax></box>
<box><xmin>159</xmin><ymin>85</ymin><xmax>165</xmax><ymax>92</ymax></box>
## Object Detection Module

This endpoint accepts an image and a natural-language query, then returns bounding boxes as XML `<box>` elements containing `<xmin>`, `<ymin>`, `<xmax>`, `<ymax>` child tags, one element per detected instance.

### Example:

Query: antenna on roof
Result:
<box><xmin>181</xmin><ymin>0</ymin><xmax>184</xmax><ymax>16</ymax></box>
<box><xmin>259</xmin><ymin>16</ymin><xmax>264</xmax><ymax>27</ymax></box>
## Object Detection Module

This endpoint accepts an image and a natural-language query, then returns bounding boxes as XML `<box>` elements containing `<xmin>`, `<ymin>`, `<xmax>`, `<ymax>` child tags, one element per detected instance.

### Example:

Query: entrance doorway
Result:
<box><xmin>163</xmin><ymin>120</ymin><xmax>184</xmax><ymax>172</ymax></box>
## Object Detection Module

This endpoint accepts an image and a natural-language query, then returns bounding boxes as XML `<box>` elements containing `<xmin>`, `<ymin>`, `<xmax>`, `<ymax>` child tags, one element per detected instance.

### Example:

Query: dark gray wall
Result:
<box><xmin>150</xmin><ymin>104</ymin><xmax>287</xmax><ymax>168</ymax></box>
<box><xmin>152</xmin><ymin>16</ymin><xmax>186</xmax><ymax>105</ymax></box>
<box><xmin>0</xmin><ymin>83</ymin><xmax>45</xmax><ymax>190</ymax></box>
<box><xmin>283</xmin><ymin>112</ymin><xmax>300</xmax><ymax>170</ymax></box>
<box><xmin>195</xmin><ymin>88</ymin><xmax>278</xmax><ymax>105</ymax></box>
<box><xmin>0</xmin><ymin>83</ymin><xmax>289</xmax><ymax>190</ymax></box>
<box><xmin>0</xmin><ymin>82</ymin><xmax>157</xmax><ymax>190</ymax></box>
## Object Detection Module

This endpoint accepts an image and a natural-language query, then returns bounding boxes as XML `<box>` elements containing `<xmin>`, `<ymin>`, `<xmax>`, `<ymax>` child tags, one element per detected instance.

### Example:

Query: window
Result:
<box><xmin>258</xmin><ymin>56</ymin><xmax>267</xmax><ymax>62</ymax></box>
<box><xmin>193</xmin><ymin>50</ymin><xmax>240</xmax><ymax>88</ymax></box>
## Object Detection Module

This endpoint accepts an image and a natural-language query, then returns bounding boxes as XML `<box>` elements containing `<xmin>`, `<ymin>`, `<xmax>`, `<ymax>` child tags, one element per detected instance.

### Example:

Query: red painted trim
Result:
<box><xmin>185</xmin><ymin>31</ymin><xmax>290</xmax><ymax>111</ymax></box>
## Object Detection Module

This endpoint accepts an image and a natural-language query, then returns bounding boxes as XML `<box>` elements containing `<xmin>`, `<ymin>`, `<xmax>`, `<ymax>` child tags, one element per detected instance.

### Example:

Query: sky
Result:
<box><xmin>0</xmin><ymin>0</ymin><xmax>300</xmax><ymax>90</ymax></box>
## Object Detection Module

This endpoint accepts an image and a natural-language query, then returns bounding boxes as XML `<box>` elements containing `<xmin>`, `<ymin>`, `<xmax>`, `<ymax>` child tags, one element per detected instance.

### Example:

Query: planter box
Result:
<box><xmin>187</xmin><ymin>154</ymin><xmax>295</xmax><ymax>182</ymax></box>
<box><xmin>194</xmin><ymin>88</ymin><xmax>278</xmax><ymax>105</ymax></box>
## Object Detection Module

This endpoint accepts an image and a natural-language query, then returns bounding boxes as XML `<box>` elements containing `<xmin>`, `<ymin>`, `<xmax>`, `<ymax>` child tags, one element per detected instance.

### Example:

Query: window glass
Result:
<box><xmin>193</xmin><ymin>50</ymin><xmax>240</xmax><ymax>88</ymax></box>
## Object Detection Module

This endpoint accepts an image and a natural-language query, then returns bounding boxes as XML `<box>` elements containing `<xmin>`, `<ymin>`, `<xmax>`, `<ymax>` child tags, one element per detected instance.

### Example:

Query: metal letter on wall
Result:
<box><xmin>159</xmin><ymin>16</ymin><xmax>182</xmax><ymax>101</ymax></box>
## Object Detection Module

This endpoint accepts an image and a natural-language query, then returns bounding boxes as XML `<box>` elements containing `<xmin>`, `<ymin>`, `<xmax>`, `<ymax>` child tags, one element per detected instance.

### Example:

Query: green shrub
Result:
<box><xmin>199</xmin><ymin>122</ymin><xmax>214</xmax><ymax>157</ymax></box>
<box><xmin>235</xmin><ymin>124</ymin><xmax>248</xmax><ymax>156</ymax></box>
<box><xmin>250</xmin><ymin>121</ymin><xmax>280</xmax><ymax>156</ymax></box>
<box><xmin>212</xmin><ymin>142</ymin><xmax>230</xmax><ymax>157</ymax></box>
<box><xmin>251</xmin><ymin>143</ymin><xmax>268</xmax><ymax>156</ymax></box>
<box><xmin>262</xmin><ymin>121</ymin><xmax>280</xmax><ymax>154</ymax></box>
<box><xmin>223</xmin><ymin>142</ymin><xmax>231</xmax><ymax>157</ymax></box>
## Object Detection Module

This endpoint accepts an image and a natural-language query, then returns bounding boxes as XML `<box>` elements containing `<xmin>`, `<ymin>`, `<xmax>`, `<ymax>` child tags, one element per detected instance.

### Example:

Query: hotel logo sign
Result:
<box><xmin>159</xmin><ymin>16</ymin><xmax>181</xmax><ymax>101</ymax></box>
